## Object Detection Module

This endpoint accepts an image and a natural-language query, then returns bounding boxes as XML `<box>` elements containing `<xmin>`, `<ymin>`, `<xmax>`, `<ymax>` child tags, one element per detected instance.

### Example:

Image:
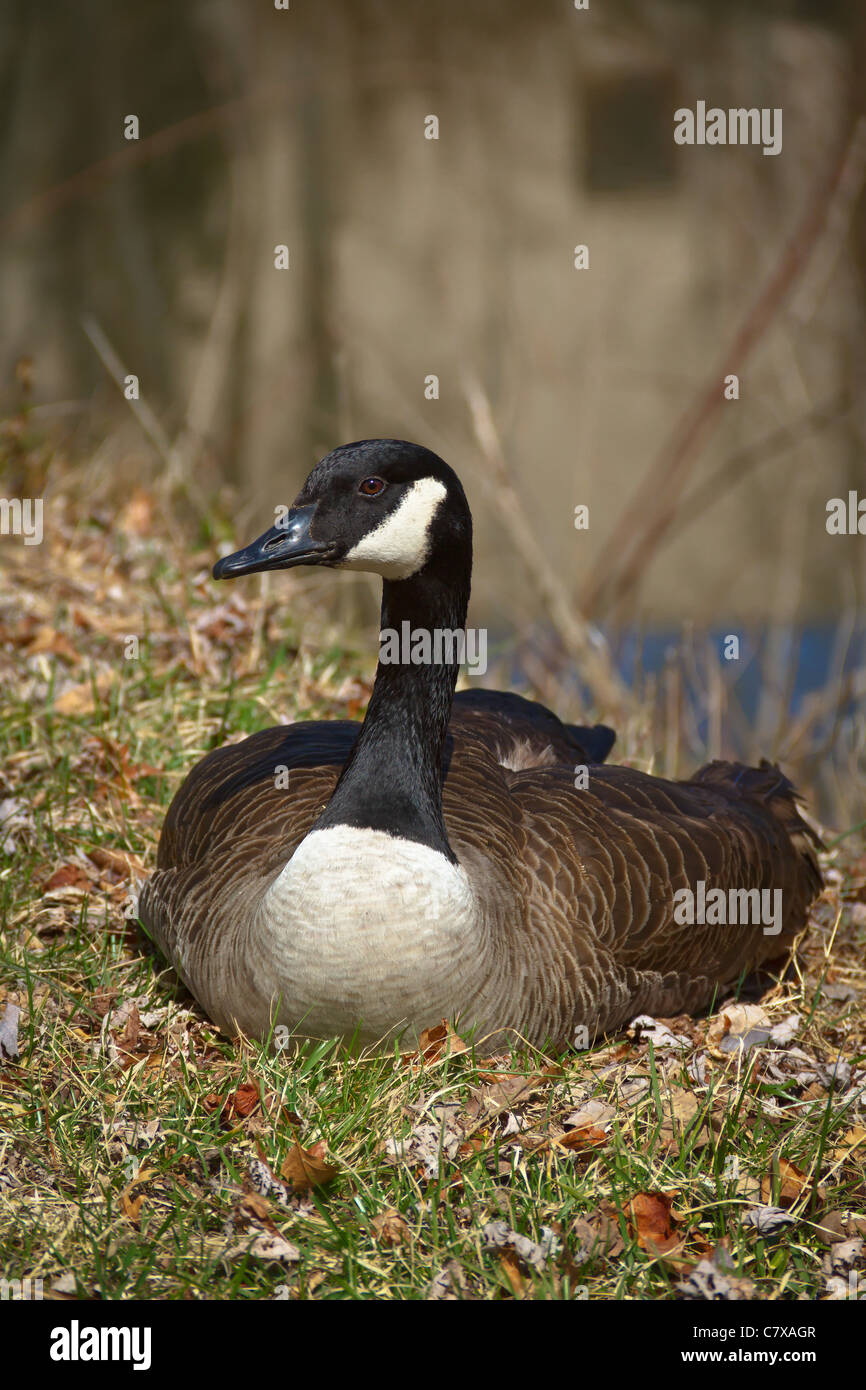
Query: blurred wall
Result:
<box><xmin>1</xmin><ymin>0</ymin><xmax>864</xmax><ymax>627</ymax></box>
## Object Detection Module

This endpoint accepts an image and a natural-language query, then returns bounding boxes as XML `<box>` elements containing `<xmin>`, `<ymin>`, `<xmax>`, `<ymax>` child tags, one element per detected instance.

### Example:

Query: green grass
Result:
<box><xmin>0</xmin><ymin>467</ymin><xmax>864</xmax><ymax>1301</ymax></box>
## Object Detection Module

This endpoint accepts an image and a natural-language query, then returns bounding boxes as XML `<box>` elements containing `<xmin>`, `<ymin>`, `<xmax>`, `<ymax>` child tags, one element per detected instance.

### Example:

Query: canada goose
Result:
<box><xmin>140</xmin><ymin>438</ymin><xmax>821</xmax><ymax>1050</ymax></box>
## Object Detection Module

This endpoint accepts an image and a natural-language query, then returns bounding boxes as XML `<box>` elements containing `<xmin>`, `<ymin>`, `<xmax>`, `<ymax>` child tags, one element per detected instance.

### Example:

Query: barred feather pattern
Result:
<box><xmin>140</xmin><ymin>700</ymin><xmax>822</xmax><ymax>1050</ymax></box>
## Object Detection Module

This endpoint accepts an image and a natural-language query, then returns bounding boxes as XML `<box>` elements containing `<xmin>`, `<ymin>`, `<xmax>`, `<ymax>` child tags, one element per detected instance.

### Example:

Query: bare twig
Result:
<box><xmin>81</xmin><ymin>315</ymin><xmax>209</xmax><ymax>514</ymax></box>
<box><xmin>81</xmin><ymin>315</ymin><xmax>174</xmax><ymax>463</ymax></box>
<box><xmin>464</xmin><ymin>377</ymin><xmax>633</xmax><ymax>720</ymax></box>
<box><xmin>673</xmin><ymin>391</ymin><xmax>849</xmax><ymax>534</ymax></box>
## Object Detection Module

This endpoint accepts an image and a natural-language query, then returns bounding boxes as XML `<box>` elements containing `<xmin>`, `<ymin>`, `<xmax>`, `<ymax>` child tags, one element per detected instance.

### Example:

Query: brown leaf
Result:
<box><xmin>814</xmin><ymin>1210</ymin><xmax>852</xmax><ymax>1245</ymax></box>
<box><xmin>115</xmin><ymin>1005</ymin><xmax>142</xmax><ymax>1053</ymax></box>
<box><xmin>562</xmin><ymin>1099</ymin><xmax>615</xmax><ymax>1130</ymax></box>
<box><xmin>371</xmin><ymin>1208</ymin><xmax>410</xmax><ymax>1246</ymax></box>
<box><xmin>659</xmin><ymin>1087</ymin><xmax>710</xmax><ymax>1153</ymax></box>
<box><xmin>499</xmin><ymin>1249</ymin><xmax>525</xmax><ymax>1297</ymax></box>
<box><xmin>229</xmin><ymin>1082</ymin><xmax>261</xmax><ymax>1119</ymax></box>
<box><xmin>279</xmin><ymin>1140</ymin><xmax>338</xmax><ymax>1191</ymax></box>
<box><xmin>831</xmin><ymin>1126</ymin><xmax>866</xmax><ymax>1167</ymax></box>
<box><xmin>239</xmin><ymin>1192</ymin><xmax>273</xmax><ymax>1223</ymax></box>
<box><xmin>52</xmin><ymin>673</ymin><xmax>114</xmax><ymax>716</ymax></box>
<box><xmin>667</xmin><ymin>1088</ymin><xmax>700</xmax><ymax>1127</ymax></box>
<box><xmin>91</xmin><ymin>990</ymin><xmax>117</xmax><ymax>1018</ymax></box>
<box><xmin>412</xmin><ymin>1019</ymin><xmax>469</xmax><ymax>1064</ymax></box>
<box><xmin>24</xmin><ymin>626</ymin><xmax>81</xmax><ymax>665</ymax></box>
<box><xmin>571</xmin><ymin>1211</ymin><xmax>625</xmax><ymax>1259</ymax></box>
<box><xmin>629</xmin><ymin>1191</ymin><xmax>681</xmax><ymax>1254</ymax></box>
<box><xmin>556</xmin><ymin>1125</ymin><xmax>609</xmax><ymax>1152</ymax></box>
<box><xmin>44</xmin><ymin>863</ymin><xmax>92</xmax><ymax>893</ymax></box>
<box><xmin>761</xmin><ymin>1156</ymin><xmax>814</xmax><ymax>1208</ymax></box>
<box><xmin>122</xmin><ymin>1189</ymin><xmax>145</xmax><ymax>1225</ymax></box>
<box><xmin>87</xmin><ymin>847</ymin><xmax>144</xmax><ymax>881</ymax></box>
<box><xmin>119</xmin><ymin>1165</ymin><xmax>152</xmax><ymax>1227</ymax></box>
<box><xmin>481</xmin><ymin>1073</ymin><xmax>547</xmax><ymax>1111</ymax></box>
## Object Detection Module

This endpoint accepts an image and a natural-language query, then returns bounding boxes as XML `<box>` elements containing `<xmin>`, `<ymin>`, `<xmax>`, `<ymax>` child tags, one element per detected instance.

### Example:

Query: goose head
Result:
<box><xmin>213</xmin><ymin>438</ymin><xmax>472</xmax><ymax>588</ymax></box>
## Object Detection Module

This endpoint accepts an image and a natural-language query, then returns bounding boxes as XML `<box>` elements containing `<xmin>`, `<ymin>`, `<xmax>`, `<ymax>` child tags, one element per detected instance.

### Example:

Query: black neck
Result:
<box><xmin>313</xmin><ymin>566</ymin><xmax>470</xmax><ymax>860</ymax></box>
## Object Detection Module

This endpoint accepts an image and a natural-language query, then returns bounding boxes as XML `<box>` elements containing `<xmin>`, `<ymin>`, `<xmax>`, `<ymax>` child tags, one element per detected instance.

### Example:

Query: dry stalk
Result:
<box><xmin>463</xmin><ymin>377</ymin><xmax>633</xmax><ymax>721</ymax></box>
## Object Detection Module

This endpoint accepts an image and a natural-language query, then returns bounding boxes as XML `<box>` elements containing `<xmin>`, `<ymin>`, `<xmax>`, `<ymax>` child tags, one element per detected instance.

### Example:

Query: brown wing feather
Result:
<box><xmin>140</xmin><ymin>708</ymin><xmax>821</xmax><ymax>1047</ymax></box>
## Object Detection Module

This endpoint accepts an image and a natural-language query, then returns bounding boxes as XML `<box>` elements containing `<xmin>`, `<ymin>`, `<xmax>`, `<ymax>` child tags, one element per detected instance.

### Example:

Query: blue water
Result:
<box><xmin>610</xmin><ymin>625</ymin><xmax>865</xmax><ymax>719</ymax></box>
<box><xmin>494</xmin><ymin>622</ymin><xmax>865</xmax><ymax>751</ymax></box>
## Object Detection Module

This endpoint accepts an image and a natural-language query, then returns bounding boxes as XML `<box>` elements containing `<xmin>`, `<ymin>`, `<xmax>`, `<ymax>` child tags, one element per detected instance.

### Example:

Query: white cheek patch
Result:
<box><xmin>340</xmin><ymin>477</ymin><xmax>447</xmax><ymax>579</ymax></box>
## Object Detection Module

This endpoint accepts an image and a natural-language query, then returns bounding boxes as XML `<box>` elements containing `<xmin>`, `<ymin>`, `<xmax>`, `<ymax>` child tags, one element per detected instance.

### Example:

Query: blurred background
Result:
<box><xmin>1</xmin><ymin>0</ymin><xmax>865</xmax><ymax>824</ymax></box>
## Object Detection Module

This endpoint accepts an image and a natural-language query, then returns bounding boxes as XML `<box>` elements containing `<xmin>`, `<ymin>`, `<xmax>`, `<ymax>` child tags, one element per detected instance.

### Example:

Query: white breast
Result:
<box><xmin>254</xmin><ymin>825</ymin><xmax>486</xmax><ymax>1044</ymax></box>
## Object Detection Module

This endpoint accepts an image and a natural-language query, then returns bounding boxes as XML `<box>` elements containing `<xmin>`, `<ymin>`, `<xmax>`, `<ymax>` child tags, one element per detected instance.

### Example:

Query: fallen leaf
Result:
<box><xmin>761</xmin><ymin>1156</ymin><xmax>812</xmax><ymax>1208</ymax></box>
<box><xmin>24</xmin><ymin>625</ymin><xmax>81</xmax><ymax>665</ymax></box>
<box><xmin>229</xmin><ymin>1082</ymin><xmax>260</xmax><ymax>1119</ymax></box>
<box><xmin>768</xmin><ymin>1014</ymin><xmax>801</xmax><ymax>1045</ymax></box>
<box><xmin>382</xmin><ymin>1115</ymin><xmax>463</xmax><ymax>1179</ymax></box>
<box><xmin>813</xmin><ymin>1210</ymin><xmax>851</xmax><ymax>1245</ymax></box>
<box><xmin>556</xmin><ymin>1125</ymin><xmax>608</xmax><ymax>1152</ymax></box>
<box><xmin>87</xmin><ymin>846</ymin><xmax>144</xmax><ymax>880</ymax></box>
<box><xmin>668</xmin><ymin>1088</ymin><xmax>700</xmax><ymax>1127</ymax></box>
<box><xmin>0</xmin><ymin>797</ymin><xmax>34</xmax><ymax>855</ymax></box>
<box><xmin>708</xmin><ymin>1004</ymin><xmax>771</xmax><ymax>1058</ymax></box>
<box><xmin>412</xmin><ymin>1019</ymin><xmax>469</xmax><ymax>1064</ymax></box>
<box><xmin>476</xmin><ymin>1073</ymin><xmax>546</xmax><ymax>1112</ymax></box>
<box><xmin>562</xmin><ymin>1099</ymin><xmax>616</xmax><ymax>1129</ymax></box>
<box><xmin>499</xmin><ymin>1249</ymin><xmax>525</xmax><ymax>1297</ymax></box>
<box><xmin>50</xmin><ymin>1272</ymin><xmax>81</xmax><ymax>1299</ymax></box>
<box><xmin>121</xmin><ymin>1188</ymin><xmax>145</xmax><ymax>1225</ymax></box>
<box><xmin>831</xmin><ymin>1126</ymin><xmax>866</xmax><ymax>1167</ymax></box>
<box><xmin>52</xmin><ymin>673</ymin><xmax>114</xmax><ymax>716</ymax></box>
<box><xmin>371</xmin><ymin>1208</ymin><xmax>410</xmax><ymax>1246</ymax></box>
<box><xmin>119</xmin><ymin>1165</ymin><xmax>152</xmax><ymax>1227</ymax></box>
<box><xmin>279</xmin><ymin>1140</ymin><xmax>338</xmax><ymax>1191</ymax></box>
<box><xmin>628</xmin><ymin>1191</ymin><xmax>681</xmax><ymax>1254</ymax></box>
<box><xmin>115</xmin><ymin>1004</ymin><xmax>142</xmax><ymax>1052</ymax></box>
<box><xmin>91</xmin><ymin>990</ymin><xmax>118</xmax><ymax>1018</ymax></box>
<box><xmin>240</xmin><ymin>1192</ymin><xmax>273</xmax><ymax>1223</ymax></box>
<box><xmin>742</xmin><ymin>1205</ymin><xmax>798</xmax><ymax>1234</ymax></box>
<box><xmin>571</xmin><ymin>1212</ymin><xmax>625</xmax><ymax>1260</ymax></box>
<box><xmin>44</xmin><ymin>863</ymin><xmax>93</xmax><ymax>893</ymax></box>
<box><xmin>659</xmin><ymin>1087</ymin><xmax>710</xmax><ymax>1152</ymax></box>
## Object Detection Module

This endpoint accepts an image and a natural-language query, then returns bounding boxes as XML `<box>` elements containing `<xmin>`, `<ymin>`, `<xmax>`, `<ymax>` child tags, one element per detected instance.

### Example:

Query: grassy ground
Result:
<box><xmin>0</xmin><ymin>450</ymin><xmax>865</xmax><ymax>1301</ymax></box>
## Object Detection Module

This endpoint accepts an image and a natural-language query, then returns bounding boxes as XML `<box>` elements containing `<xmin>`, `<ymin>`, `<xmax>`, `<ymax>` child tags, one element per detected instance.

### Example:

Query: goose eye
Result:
<box><xmin>358</xmin><ymin>476</ymin><xmax>386</xmax><ymax>497</ymax></box>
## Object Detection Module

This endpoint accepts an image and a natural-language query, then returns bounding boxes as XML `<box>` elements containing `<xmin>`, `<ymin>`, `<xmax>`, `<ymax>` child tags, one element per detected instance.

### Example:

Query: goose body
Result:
<box><xmin>140</xmin><ymin>440</ymin><xmax>821</xmax><ymax>1049</ymax></box>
